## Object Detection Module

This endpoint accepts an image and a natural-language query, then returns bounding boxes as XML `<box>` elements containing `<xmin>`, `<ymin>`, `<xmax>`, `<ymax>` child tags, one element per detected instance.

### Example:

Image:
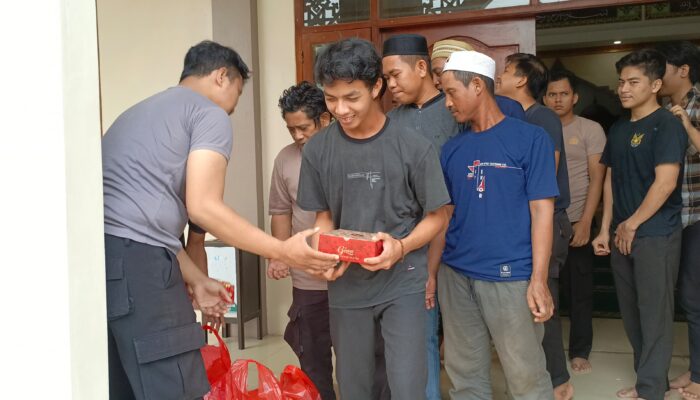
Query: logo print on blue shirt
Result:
<box><xmin>500</xmin><ymin>264</ymin><xmax>511</xmax><ymax>278</ymax></box>
<box><xmin>466</xmin><ymin>160</ymin><xmax>521</xmax><ymax>199</ymax></box>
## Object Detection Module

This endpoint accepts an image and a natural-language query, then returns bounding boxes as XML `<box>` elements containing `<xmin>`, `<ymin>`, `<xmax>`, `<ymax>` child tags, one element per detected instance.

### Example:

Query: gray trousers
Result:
<box><xmin>679</xmin><ymin>222</ymin><xmax>700</xmax><ymax>383</ymax></box>
<box><xmin>105</xmin><ymin>235</ymin><xmax>209</xmax><ymax>400</ymax></box>
<box><xmin>438</xmin><ymin>265</ymin><xmax>553</xmax><ymax>400</ymax></box>
<box><xmin>611</xmin><ymin>229</ymin><xmax>682</xmax><ymax>400</ymax></box>
<box><xmin>330</xmin><ymin>292</ymin><xmax>427</xmax><ymax>400</ymax></box>
<box><xmin>542</xmin><ymin>210</ymin><xmax>572</xmax><ymax>387</ymax></box>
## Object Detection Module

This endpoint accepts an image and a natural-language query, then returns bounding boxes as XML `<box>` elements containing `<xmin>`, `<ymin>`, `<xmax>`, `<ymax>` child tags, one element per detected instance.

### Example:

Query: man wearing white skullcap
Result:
<box><xmin>434</xmin><ymin>50</ymin><xmax>558</xmax><ymax>399</ymax></box>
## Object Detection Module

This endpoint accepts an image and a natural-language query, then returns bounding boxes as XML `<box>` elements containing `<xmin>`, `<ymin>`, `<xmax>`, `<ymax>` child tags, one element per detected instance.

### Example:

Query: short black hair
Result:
<box><xmin>506</xmin><ymin>53</ymin><xmax>549</xmax><ymax>99</ymax></box>
<box><xmin>314</xmin><ymin>38</ymin><xmax>382</xmax><ymax>88</ymax></box>
<box><xmin>615</xmin><ymin>48</ymin><xmax>666</xmax><ymax>82</ymax></box>
<box><xmin>655</xmin><ymin>41</ymin><xmax>700</xmax><ymax>84</ymax></box>
<box><xmin>278</xmin><ymin>81</ymin><xmax>328</xmax><ymax>124</ymax></box>
<box><xmin>398</xmin><ymin>55</ymin><xmax>433</xmax><ymax>77</ymax></box>
<box><xmin>450</xmin><ymin>70</ymin><xmax>495</xmax><ymax>96</ymax></box>
<box><xmin>548</xmin><ymin>70</ymin><xmax>578</xmax><ymax>94</ymax></box>
<box><xmin>179</xmin><ymin>40</ymin><xmax>250</xmax><ymax>82</ymax></box>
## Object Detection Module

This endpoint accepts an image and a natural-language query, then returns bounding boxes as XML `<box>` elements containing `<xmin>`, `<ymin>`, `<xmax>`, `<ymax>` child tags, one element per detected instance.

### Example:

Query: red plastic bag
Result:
<box><xmin>279</xmin><ymin>365</ymin><xmax>321</xmax><ymax>400</ymax></box>
<box><xmin>201</xmin><ymin>326</ymin><xmax>320</xmax><ymax>400</ymax></box>
<box><xmin>202</xmin><ymin>325</ymin><xmax>240</xmax><ymax>400</ymax></box>
<box><xmin>201</xmin><ymin>325</ymin><xmax>232</xmax><ymax>385</ymax></box>
<box><xmin>229</xmin><ymin>359</ymin><xmax>283</xmax><ymax>400</ymax></box>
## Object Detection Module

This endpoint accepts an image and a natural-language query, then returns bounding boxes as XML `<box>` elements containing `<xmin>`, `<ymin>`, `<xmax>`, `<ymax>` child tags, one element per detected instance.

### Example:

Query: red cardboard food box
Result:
<box><xmin>318</xmin><ymin>229</ymin><xmax>384</xmax><ymax>263</ymax></box>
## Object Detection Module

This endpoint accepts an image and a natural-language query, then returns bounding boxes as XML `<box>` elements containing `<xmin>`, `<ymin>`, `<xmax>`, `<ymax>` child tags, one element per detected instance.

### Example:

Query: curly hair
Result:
<box><xmin>278</xmin><ymin>81</ymin><xmax>328</xmax><ymax>124</ymax></box>
<box><xmin>314</xmin><ymin>38</ymin><xmax>382</xmax><ymax>88</ymax></box>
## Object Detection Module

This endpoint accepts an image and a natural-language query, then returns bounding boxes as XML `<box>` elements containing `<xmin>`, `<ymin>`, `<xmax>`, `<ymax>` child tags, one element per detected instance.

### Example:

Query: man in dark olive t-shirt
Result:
<box><xmin>298</xmin><ymin>38</ymin><xmax>450</xmax><ymax>400</ymax></box>
<box><xmin>593</xmin><ymin>49</ymin><xmax>686</xmax><ymax>400</ymax></box>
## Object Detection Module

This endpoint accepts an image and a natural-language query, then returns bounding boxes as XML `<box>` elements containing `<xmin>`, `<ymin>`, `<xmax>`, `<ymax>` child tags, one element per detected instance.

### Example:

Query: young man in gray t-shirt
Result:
<box><xmin>298</xmin><ymin>38</ymin><xmax>450</xmax><ymax>400</ymax></box>
<box><xmin>102</xmin><ymin>41</ymin><xmax>338</xmax><ymax>399</ymax></box>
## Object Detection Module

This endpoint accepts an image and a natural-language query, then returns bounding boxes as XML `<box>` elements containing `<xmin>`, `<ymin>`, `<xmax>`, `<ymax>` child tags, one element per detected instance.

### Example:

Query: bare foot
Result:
<box><xmin>672</xmin><ymin>372</ymin><xmax>692</xmax><ymax>389</ymax></box>
<box><xmin>680</xmin><ymin>382</ymin><xmax>700</xmax><ymax>399</ymax></box>
<box><xmin>617</xmin><ymin>387</ymin><xmax>642</xmax><ymax>399</ymax></box>
<box><xmin>554</xmin><ymin>381</ymin><xmax>574</xmax><ymax>400</ymax></box>
<box><xmin>570</xmin><ymin>357</ymin><xmax>592</xmax><ymax>375</ymax></box>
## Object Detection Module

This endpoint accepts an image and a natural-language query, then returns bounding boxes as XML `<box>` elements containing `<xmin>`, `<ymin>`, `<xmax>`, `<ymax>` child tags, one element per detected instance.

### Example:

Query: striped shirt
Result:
<box><xmin>668</xmin><ymin>84</ymin><xmax>700</xmax><ymax>227</ymax></box>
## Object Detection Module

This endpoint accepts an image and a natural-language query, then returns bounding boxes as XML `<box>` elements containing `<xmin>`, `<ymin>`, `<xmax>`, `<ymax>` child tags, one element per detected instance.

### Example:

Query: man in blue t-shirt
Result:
<box><xmin>592</xmin><ymin>49</ymin><xmax>687</xmax><ymax>400</ymax></box>
<box><xmin>436</xmin><ymin>50</ymin><xmax>557</xmax><ymax>400</ymax></box>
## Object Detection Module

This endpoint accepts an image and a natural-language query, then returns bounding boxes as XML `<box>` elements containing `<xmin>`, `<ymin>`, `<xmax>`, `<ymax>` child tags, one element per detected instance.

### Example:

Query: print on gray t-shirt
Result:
<box><xmin>102</xmin><ymin>86</ymin><xmax>233</xmax><ymax>254</ymax></box>
<box><xmin>297</xmin><ymin>118</ymin><xmax>450</xmax><ymax>308</ymax></box>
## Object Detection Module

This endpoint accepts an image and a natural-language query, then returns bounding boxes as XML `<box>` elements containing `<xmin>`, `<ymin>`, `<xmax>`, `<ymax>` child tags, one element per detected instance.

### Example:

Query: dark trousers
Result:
<box><xmin>679</xmin><ymin>222</ymin><xmax>700</xmax><ymax>383</ymax></box>
<box><xmin>611</xmin><ymin>229</ymin><xmax>682</xmax><ymax>400</ymax></box>
<box><xmin>543</xmin><ymin>211</ymin><xmax>572</xmax><ymax>387</ymax></box>
<box><xmin>105</xmin><ymin>235</ymin><xmax>209</xmax><ymax>400</ymax></box>
<box><xmin>284</xmin><ymin>288</ymin><xmax>336</xmax><ymax>400</ymax></box>
<box><xmin>560</xmin><ymin>242</ymin><xmax>594</xmax><ymax>360</ymax></box>
<box><xmin>330</xmin><ymin>293</ymin><xmax>427</xmax><ymax>400</ymax></box>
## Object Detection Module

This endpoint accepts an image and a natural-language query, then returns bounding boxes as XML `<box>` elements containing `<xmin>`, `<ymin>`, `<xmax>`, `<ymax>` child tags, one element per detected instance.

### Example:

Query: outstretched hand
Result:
<box><xmin>280</xmin><ymin>227</ymin><xmax>339</xmax><ymax>273</ymax></box>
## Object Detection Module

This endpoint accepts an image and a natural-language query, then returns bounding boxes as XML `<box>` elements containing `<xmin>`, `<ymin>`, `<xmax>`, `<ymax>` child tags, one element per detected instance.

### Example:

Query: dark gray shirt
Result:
<box><xmin>102</xmin><ymin>86</ymin><xmax>233</xmax><ymax>254</ymax></box>
<box><xmin>388</xmin><ymin>92</ymin><xmax>459</xmax><ymax>152</ymax></box>
<box><xmin>526</xmin><ymin>103</ymin><xmax>571</xmax><ymax>211</ymax></box>
<box><xmin>297</xmin><ymin>118</ymin><xmax>450</xmax><ymax>308</ymax></box>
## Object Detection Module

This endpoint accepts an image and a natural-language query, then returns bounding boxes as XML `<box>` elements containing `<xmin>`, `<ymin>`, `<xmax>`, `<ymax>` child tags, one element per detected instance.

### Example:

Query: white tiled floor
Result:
<box><xmin>216</xmin><ymin>318</ymin><xmax>691</xmax><ymax>399</ymax></box>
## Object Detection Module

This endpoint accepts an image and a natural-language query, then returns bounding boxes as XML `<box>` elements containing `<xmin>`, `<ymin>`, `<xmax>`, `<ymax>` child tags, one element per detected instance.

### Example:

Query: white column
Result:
<box><xmin>0</xmin><ymin>0</ymin><xmax>107</xmax><ymax>398</ymax></box>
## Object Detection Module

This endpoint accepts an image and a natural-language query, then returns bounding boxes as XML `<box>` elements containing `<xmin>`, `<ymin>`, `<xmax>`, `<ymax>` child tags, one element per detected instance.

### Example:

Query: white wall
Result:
<box><xmin>1</xmin><ymin>0</ymin><xmax>106</xmax><ymax>398</ymax></box>
<box><xmin>97</xmin><ymin>0</ymin><xmax>214</xmax><ymax>130</ymax></box>
<box><xmin>258</xmin><ymin>0</ymin><xmax>297</xmax><ymax>335</ymax></box>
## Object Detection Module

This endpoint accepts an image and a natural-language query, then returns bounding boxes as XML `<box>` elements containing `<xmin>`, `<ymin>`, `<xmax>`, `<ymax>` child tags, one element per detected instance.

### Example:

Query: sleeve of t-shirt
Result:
<box><xmin>187</xmin><ymin>220</ymin><xmax>206</xmax><ymax>234</ymax></box>
<box><xmin>525</xmin><ymin>128</ymin><xmax>560</xmax><ymax>201</ymax></box>
<box><xmin>297</xmin><ymin>147</ymin><xmax>329</xmax><ymax>212</ymax></box>
<box><xmin>539</xmin><ymin>112</ymin><xmax>563</xmax><ymax>152</ymax></box>
<box><xmin>654</xmin><ymin>115</ymin><xmax>688</xmax><ymax>166</ymax></box>
<box><xmin>268</xmin><ymin>155</ymin><xmax>293</xmax><ymax>216</ymax></box>
<box><xmin>439</xmin><ymin>146</ymin><xmax>454</xmax><ymax>205</ymax></box>
<box><xmin>586</xmin><ymin>120</ymin><xmax>607</xmax><ymax>156</ymax></box>
<box><xmin>189</xmin><ymin>107</ymin><xmax>233</xmax><ymax>161</ymax></box>
<box><xmin>496</xmin><ymin>95</ymin><xmax>526</xmax><ymax>120</ymax></box>
<box><xmin>414</xmin><ymin>145</ymin><xmax>451</xmax><ymax>213</ymax></box>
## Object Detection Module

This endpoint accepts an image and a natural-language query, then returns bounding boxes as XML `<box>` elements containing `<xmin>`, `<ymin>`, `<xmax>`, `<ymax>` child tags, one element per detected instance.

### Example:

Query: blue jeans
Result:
<box><xmin>426</xmin><ymin>298</ymin><xmax>442</xmax><ymax>400</ymax></box>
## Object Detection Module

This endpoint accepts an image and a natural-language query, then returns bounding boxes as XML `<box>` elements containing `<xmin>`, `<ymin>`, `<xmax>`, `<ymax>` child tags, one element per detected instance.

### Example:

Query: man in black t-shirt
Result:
<box><xmin>592</xmin><ymin>49</ymin><xmax>687</xmax><ymax>400</ymax></box>
<box><xmin>496</xmin><ymin>52</ymin><xmax>573</xmax><ymax>400</ymax></box>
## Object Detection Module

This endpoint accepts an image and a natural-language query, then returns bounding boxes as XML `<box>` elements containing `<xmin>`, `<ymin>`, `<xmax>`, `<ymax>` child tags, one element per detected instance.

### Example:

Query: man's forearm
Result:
<box><xmin>627</xmin><ymin>165</ymin><xmax>680</xmax><ymax>228</ymax></box>
<box><xmin>177</xmin><ymin>248</ymin><xmax>208</xmax><ymax>285</ymax></box>
<box><xmin>427</xmin><ymin>206</ymin><xmax>452</xmax><ymax>278</ymax></box>
<box><xmin>684</xmin><ymin>123</ymin><xmax>700</xmax><ymax>153</ymax></box>
<box><xmin>312</xmin><ymin>211</ymin><xmax>335</xmax><ymax>249</ymax></box>
<box><xmin>402</xmin><ymin>206</ymin><xmax>449</xmax><ymax>257</ymax></box>
<box><xmin>530</xmin><ymin>199</ymin><xmax>554</xmax><ymax>283</ymax></box>
<box><xmin>599</xmin><ymin>168</ymin><xmax>613</xmax><ymax>233</ymax></box>
<box><xmin>579</xmin><ymin>162</ymin><xmax>606</xmax><ymax>224</ymax></box>
<box><xmin>271</xmin><ymin>214</ymin><xmax>293</xmax><ymax>241</ymax></box>
<box><xmin>190</xmin><ymin>199</ymin><xmax>284</xmax><ymax>260</ymax></box>
<box><xmin>185</xmin><ymin>230</ymin><xmax>208</xmax><ymax>275</ymax></box>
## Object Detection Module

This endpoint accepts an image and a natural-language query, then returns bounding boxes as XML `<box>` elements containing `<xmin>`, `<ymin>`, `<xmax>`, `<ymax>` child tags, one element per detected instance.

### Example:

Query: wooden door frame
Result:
<box><xmin>295</xmin><ymin>0</ymin><xmax>661</xmax><ymax>82</ymax></box>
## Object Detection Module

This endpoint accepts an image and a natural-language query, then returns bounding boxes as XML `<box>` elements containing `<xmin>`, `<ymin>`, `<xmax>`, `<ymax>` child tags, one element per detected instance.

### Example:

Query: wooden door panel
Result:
<box><xmin>380</xmin><ymin>18</ymin><xmax>535</xmax><ymax>79</ymax></box>
<box><xmin>299</xmin><ymin>28</ymin><xmax>372</xmax><ymax>83</ymax></box>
